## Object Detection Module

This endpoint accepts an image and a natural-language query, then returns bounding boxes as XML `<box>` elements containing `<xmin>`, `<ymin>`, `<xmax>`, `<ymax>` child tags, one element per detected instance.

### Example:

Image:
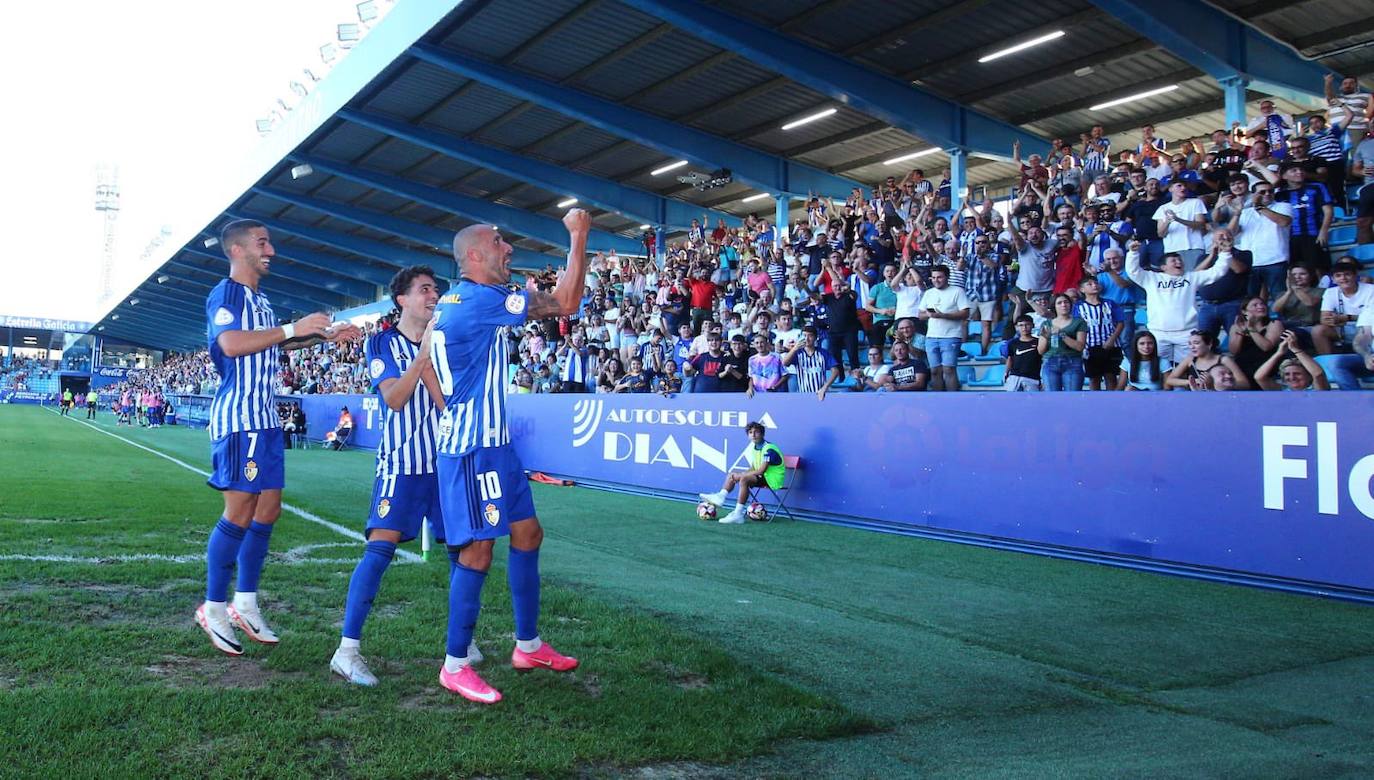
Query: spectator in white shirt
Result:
<box><xmin>1313</xmin><ymin>258</ymin><xmax>1374</xmax><ymax>355</ymax></box>
<box><xmin>1153</xmin><ymin>181</ymin><xmax>1209</xmax><ymax>270</ymax></box>
<box><xmin>1124</xmin><ymin>239</ymin><xmax>1238</xmax><ymax>364</ymax></box>
<box><xmin>1227</xmin><ymin>181</ymin><xmax>1293</xmax><ymax>302</ymax></box>
<box><xmin>917</xmin><ymin>265</ymin><xmax>971</xmax><ymax>391</ymax></box>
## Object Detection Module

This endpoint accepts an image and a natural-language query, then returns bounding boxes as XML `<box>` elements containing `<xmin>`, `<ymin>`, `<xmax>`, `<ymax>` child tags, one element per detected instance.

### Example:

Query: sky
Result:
<box><xmin>0</xmin><ymin>0</ymin><xmax>363</xmax><ymax>323</ymax></box>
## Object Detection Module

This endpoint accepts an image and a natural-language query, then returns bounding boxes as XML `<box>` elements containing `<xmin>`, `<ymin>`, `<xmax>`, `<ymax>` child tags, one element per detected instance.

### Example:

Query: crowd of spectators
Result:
<box><xmin>0</xmin><ymin>356</ymin><xmax>56</xmax><ymax>392</ymax></box>
<box><xmin>78</xmin><ymin>75</ymin><xmax>1374</xmax><ymax>398</ymax></box>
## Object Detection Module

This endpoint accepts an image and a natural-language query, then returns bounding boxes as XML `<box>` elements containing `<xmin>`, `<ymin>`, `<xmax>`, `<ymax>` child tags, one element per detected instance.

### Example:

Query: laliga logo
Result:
<box><xmin>1263</xmin><ymin>423</ymin><xmax>1374</xmax><ymax>518</ymax></box>
<box><xmin>572</xmin><ymin>399</ymin><xmax>604</xmax><ymax>448</ymax></box>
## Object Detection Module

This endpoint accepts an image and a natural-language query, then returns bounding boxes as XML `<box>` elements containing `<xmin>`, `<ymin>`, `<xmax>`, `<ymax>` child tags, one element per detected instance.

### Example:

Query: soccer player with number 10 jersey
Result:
<box><xmin>195</xmin><ymin>219</ymin><xmax>362</xmax><ymax>656</ymax></box>
<box><xmin>429</xmin><ymin>210</ymin><xmax>591</xmax><ymax>703</ymax></box>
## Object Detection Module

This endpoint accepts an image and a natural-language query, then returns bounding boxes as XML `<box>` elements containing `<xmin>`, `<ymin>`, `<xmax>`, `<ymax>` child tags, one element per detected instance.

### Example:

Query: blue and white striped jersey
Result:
<box><xmin>431</xmin><ymin>281</ymin><xmax>526</xmax><ymax>458</ymax></box>
<box><xmin>206</xmin><ymin>279</ymin><xmax>279</xmax><ymax>439</ymax></box>
<box><xmin>367</xmin><ymin>327</ymin><xmax>439</xmax><ymax>477</ymax></box>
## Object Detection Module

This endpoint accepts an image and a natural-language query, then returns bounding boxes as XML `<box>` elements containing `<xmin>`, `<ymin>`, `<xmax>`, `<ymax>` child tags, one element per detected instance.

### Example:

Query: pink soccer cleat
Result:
<box><xmin>440</xmin><ymin>664</ymin><xmax>502</xmax><ymax>704</ymax></box>
<box><xmin>511</xmin><ymin>641</ymin><xmax>579</xmax><ymax>672</ymax></box>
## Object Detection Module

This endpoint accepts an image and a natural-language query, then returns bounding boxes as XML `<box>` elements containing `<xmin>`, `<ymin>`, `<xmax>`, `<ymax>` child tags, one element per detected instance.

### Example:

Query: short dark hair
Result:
<box><xmin>1015</xmin><ymin>314</ymin><xmax>1033</xmax><ymax>325</ymax></box>
<box><xmin>220</xmin><ymin>219</ymin><xmax>267</xmax><ymax>259</ymax></box>
<box><xmin>930</xmin><ymin>264</ymin><xmax>950</xmax><ymax>277</ymax></box>
<box><xmin>744</xmin><ymin>421</ymin><xmax>766</xmax><ymax>436</ymax></box>
<box><xmin>389</xmin><ymin>265</ymin><xmax>439</xmax><ymax>310</ymax></box>
<box><xmin>801</xmin><ymin>325</ymin><xmax>818</xmax><ymax>335</ymax></box>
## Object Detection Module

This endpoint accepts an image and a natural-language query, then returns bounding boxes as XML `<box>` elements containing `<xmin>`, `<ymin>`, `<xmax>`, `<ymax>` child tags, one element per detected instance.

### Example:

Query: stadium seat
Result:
<box><xmin>747</xmin><ymin>455</ymin><xmax>800</xmax><ymax>523</ymax></box>
<box><xmin>966</xmin><ymin>363</ymin><xmax>1006</xmax><ymax>388</ymax></box>
<box><xmin>1349</xmin><ymin>244</ymin><xmax>1374</xmax><ymax>263</ymax></box>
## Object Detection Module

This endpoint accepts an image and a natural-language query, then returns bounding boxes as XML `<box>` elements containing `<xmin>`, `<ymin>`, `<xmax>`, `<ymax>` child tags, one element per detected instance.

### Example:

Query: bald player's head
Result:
<box><xmin>453</xmin><ymin>224</ymin><xmax>513</xmax><ymax>284</ymax></box>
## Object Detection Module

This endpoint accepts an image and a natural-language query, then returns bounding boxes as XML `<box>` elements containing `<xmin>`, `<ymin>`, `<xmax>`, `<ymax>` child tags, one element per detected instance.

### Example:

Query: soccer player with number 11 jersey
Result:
<box><xmin>430</xmin><ymin>210</ymin><xmax>591</xmax><ymax>703</ymax></box>
<box><xmin>195</xmin><ymin>219</ymin><xmax>362</xmax><ymax>656</ymax></box>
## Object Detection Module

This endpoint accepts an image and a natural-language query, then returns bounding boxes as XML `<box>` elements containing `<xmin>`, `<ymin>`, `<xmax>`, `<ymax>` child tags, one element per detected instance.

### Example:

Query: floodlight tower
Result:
<box><xmin>94</xmin><ymin>164</ymin><xmax>121</xmax><ymax>303</ymax></box>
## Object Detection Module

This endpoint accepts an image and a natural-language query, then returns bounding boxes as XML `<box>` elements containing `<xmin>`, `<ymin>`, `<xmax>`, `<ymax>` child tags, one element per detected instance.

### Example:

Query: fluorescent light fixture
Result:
<box><xmin>651</xmin><ymin>160</ymin><xmax>689</xmax><ymax>176</ymax></box>
<box><xmin>290</xmin><ymin>81</ymin><xmax>309</xmax><ymax>99</ymax></box>
<box><xmin>781</xmin><ymin>107</ymin><xmax>837</xmax><ymax>131</ymax></box>
<box><xmin>320</xmin><ymin>43</ymin><xmax>339</xmax><ymax>63</ymax></box>
<box><xmin>742</xmin><ymin>193</ymin><xmax>772</xmax><ymax>202</ymax></box>
<box><xmin>129</xmin><ymin>299</ymin><xmax>140</xmax><ymax>306</ymax></box>
<box><xmin>255</xmin><ymin>119</ymin><xmax>272</xmax><ymax>134</ymax></box>
<box><xmin>882</xmin><ymin>148</ymin><xmax>941</xmax><ymax>166</ymax></box>
<box><xmin>111</xmin><ymin>315</ymin><xmax>119</xmax><ymax>321</ymax></box>
<box><xmin>290</xmin><ymin>163</ymin><xmax>315</xmax><ymax>180</ymax></box>
<box><xmin>357</xmin><ymin>0</ymin><xmax>379</xmax><ymax>23</ymax></box>
<box><xmin>337</xmin><ymin>23</ymin><xmax>362</xmax><ymax>47</ymax></box>
<box><xmin>1090</xmin><ymin>84</ymin><xmax>1179</xmax><ymax>111</ymax></box>
<box><xmin>157</xmin><ymin>275</ymin><xmax>169</xmax><ymax>284</ymax></box>
<box><xmin>203</xmin><ymin>237</ymin><xmax>219</xmax><ymax>248</ymax></box>
<box><xmin>978</xmin><ymin>30</ymin><xmax>1065</xmax><ymax>63</ymax></box>
<box><xmin>97</xmin><ymin>326</ymin><xmax>105</xmax><ymax>332</ymax></box>
<box><xmin>557</xmin><ymin>198</ymin><xmax>578</xmax><ymax>208</ymax></box>
<box><xmin>639</xmin><ymin>224</ymin><xmax>652</xmax><ymax>230</ymax></box>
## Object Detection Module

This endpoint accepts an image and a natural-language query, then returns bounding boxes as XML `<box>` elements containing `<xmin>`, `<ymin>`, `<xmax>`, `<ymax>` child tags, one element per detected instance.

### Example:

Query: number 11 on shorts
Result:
<box><xmin>477</xmin><ymin>471</ymin><xmax>502</xmax><ymax>501</ymax></box>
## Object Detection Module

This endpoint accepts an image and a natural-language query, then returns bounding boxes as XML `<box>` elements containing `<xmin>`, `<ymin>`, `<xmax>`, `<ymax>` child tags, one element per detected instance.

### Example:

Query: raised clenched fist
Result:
<box><xmin>563</xmin><ymin>208</ymin><xmax>591</xmax><ymax>235</ymax></box>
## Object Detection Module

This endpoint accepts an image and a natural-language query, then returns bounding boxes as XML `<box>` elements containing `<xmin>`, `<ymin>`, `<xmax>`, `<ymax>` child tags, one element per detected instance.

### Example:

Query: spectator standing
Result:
<box><xmin>1228</xmin><ymin>181</ymin><xmax>1293</xmax><ymax>301</ymax></box>
<box><xmin>1273</xmin><ymin>162</ymin><xmax>1333</xmax><ymax>274</ymax></box>
<box><xmin>719</xmin><ymin>336</ymin><xmax>751</xmax><ymax>393</ymax></box>
<box><xmin>963</xmin><ymin>234</ymin><xmax>1005</xmax><ymax>356</ymax></box>
<box><xmin>782</xmin><ymin>327</ymin><xmax>839</xmax><ymax>401</ymax></box>
<box><xmin>918</xmin><ymin>265</ymin><xmax>971</xmax><ymax>391</ymax></box>
<box><xmin>1124</xmin><ymin>178</ymin><xmax>1167</xmax><ymax>267</ymax></box>
<box><xmin>1073</xmin><ymin>277</ymin><xmax>1125</xmax><ymax>390</ymax></box>
<box><xmin>746</xmin><ymin>334</ymin><xmax>786</xmax><ymax>396</ymax></box>
<box><xmin>1040</xmin><ymin>294</ymin><xmax>1087</xmax><ymax>391</ymax></box>
<box><xmin>1003</xmin><ymin>315</ymin><xmax>1046</xmax><ymax>391</ymax></box>
<box><xmin>1124</xmin><ymin>241</ymin><xmax>1238</xmax><ymax>364</ymax></box>
<box><xmin>1154</xmin><ymin>181</ymin><xmax>1209</xmax><ymax>270</ymax></box>
<box><xmin>1353</xmin><ymin>134</ymin><xmax>1374</xmax><ymax>245</ymax></box>
<box><xmin>1097</xmin><ymin>248</ymin><xmax>1142</xmax><ymax>349</ymax></box>
<box><xmin>1324</xmin><ymin>73</ymin><xmax>1371</xmax><ymax>147</ymax></box>
<box><xmin>1193</xmin><ymin>228</ymin><xmax>1253</xmax><ymax>339</ymax></box>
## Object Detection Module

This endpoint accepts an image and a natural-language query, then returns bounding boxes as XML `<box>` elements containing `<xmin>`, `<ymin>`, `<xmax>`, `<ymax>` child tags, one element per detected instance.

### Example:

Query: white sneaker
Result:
<box><xmin>330</xmin><ymin>648</ymin><xmax>379</xmax><ymax>686</ymax></box>
<box><xmin>468</xmin><ymin>640</ymin><xmax>485</xmax><ymax>665</ymax></box>
<box><xmin>227</xmin><ymin>601</ymin><xmax>280</xmax><ymax>645</ymax></box>
<box><xmin>195</xmin><ymin>603</ymin><xmax>244</xmax><ymax>656</ymax></box>
<box><xmin>698</xmin><ymin>490</ymin><xmax>727</xmax><ymax>506</ymax></box>
<box><xmin>718</xmin><ymin>509</ymin><xmax>746</xmax><ymax>524</ymax></box>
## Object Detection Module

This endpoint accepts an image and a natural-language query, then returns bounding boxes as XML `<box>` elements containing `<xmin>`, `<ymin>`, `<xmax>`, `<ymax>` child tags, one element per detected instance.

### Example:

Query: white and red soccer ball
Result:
<box><xmin>696</xmin><ymin>501</ymin><xmax>717</xmax><ymax>520</ymax></box>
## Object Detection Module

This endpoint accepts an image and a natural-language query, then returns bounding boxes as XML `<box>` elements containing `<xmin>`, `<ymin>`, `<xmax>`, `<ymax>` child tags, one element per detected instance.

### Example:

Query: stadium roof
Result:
<box><xmin>93</xmin><ymin>0</ymin><xmax>1373</xmax><ymax>351</ymax></box>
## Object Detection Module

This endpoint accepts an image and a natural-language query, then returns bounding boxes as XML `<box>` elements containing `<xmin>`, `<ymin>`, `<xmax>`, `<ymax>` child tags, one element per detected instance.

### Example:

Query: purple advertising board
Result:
<box><xmin>506</xmin><ymin>393</ymin><xmax>1374</xmax><ymax>595</ymax></box>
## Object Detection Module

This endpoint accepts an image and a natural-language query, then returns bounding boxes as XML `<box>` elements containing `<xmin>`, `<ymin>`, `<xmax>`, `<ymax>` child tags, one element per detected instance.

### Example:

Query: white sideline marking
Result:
<box><xmin>0</xmin><ymin>553</ymin><xmax>384</xmax><ymax>566</ymax></box>
<box><xmin>48</xmin><ymin>411</ymin><xmax>422</xmax><ymax>563</ymax></box>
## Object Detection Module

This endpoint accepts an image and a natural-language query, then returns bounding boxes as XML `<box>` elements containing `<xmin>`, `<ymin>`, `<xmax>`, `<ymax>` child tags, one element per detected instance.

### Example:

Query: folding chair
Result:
<box><xmin>747</xmin><ymin>455</ymin><xmax>801</xmax><ymax>523</ymax></box>
<box><xmin>331</xmin><ymin>427</ymin><xmax>353</xmax><ymax>451</ymax></box>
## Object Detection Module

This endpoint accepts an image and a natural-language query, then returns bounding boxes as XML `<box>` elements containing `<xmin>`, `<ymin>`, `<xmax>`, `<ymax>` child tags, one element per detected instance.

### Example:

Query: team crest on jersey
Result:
<box><xmin>484</xmin><ymin>503</ymin><xmax>500</xmax><ymax>526</ymax></box>
<box><xmin>244</xmin><ymin>460</ymin><xmax>259</xmax><ymax>482</ymax></box>
<box><xmin>505</xmin><ymin>294</ymin><xmax>526</xmax><ymax>314</ymax></box>
<box><xmin>214</xmin><ymin>307</ymin><xmax>235</xmax><ymax>326</ymax></box>
<box><xmin>377</xmin><ymin>499</ymin><xmax>391</xmax><ymax>519</ymax></box>
<box><xmin>369</xmin><ymin>358</ymin><xmax>385</xmax><ymax>379</ymax></box>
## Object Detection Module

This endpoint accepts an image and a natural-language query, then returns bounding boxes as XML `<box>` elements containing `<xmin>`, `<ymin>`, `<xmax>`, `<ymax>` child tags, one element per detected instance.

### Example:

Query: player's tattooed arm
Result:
<box><xmin>525</xmin><ymin>290</ymin><xmax>567</xmax><ymax>320</ymax></box>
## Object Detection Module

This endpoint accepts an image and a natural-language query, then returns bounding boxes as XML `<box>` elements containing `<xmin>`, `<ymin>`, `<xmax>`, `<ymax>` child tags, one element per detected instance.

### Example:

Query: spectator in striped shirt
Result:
<box><xmin>1304</xmin><ymin>115</ymin><xmax>1347</xmax><ymax>210</ymax></box>
<box><xmin>1271</xmin><ymin>162</ymin><xmax>1334</xmax><ymax>274</ymax></box>
<box><xmin>1324</xmin><ymin>73</ymin><xmax>1371</xmax><ymax>147</ymax></box>
<box><xmin>1073</xmin><ymin>277</ymin><xmax>1126</xmax><ymax>391</ymax></box>
<box><xmin>782</xmin><ymin>326</ymin><xmax>840</xmax><ymax>401</ymax></box>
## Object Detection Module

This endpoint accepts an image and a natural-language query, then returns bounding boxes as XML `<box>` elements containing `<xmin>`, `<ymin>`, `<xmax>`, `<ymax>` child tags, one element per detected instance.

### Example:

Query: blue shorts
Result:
<box><xmin>367</xmin><ymin>473</ymin><xmax>445</xmax><ymax>544</ymax></box>
<box><xmin>208</xmin><ymin>429</ymin><xmax>284</xmax><ymax>493</ymax></box>
<box><xmin>437</xmin><ymin>445</ymin><xmax>535</xmax><ymax>548</ymax></box>
<box><xmin>926</xmin><ymin>337</ymin><xmax>962</xmax><ymax>367</ymax></box>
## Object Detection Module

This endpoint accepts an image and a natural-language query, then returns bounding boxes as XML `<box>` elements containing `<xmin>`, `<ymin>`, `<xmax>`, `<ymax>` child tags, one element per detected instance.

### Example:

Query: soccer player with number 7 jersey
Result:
<box><xmin>195</xmin><ymin>219</ymin><xmax>362</xmax><ymax>656</ymax></box>
<box><xmin>429</xmin><ymin>210</ymin><xmax>591</xmax><ymax>703</ymax></box>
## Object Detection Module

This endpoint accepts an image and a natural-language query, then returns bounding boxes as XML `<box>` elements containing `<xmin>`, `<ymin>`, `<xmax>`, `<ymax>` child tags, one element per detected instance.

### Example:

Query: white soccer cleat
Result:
<box><xmin>718</xmin><ymin>508</ymin><xmax>746</xmax><ymax>524</ymax></box>
<box><xmin>330</xmin><ymin>648</ymin><xmax>379</xmax><ymax>686</ymax></box>
<box><xmin>227</xmin><ymin>602</ymin><xmax>280</xmax><ymax>645</ymax></box>
<box><xmin>195</xmin><ymin>603</ymin><xmax>244</xmax><ymax>656</ymax></box>
<box><xmin>468</xmin><ymin>640</ymin><xmax>484</xmax><ymax>665</ymax></box>
<box><xmin>698</xmin><ymin>490</ymin><xmax>727</xmax><ymax>506</ymax></box>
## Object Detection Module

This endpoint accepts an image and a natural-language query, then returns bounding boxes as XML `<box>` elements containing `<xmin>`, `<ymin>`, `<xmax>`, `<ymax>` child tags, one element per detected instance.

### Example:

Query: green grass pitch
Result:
<box><xmin>2</xmin><ymin>405</ymin><xmax>1373</xmax><ymax>778</ymax></box>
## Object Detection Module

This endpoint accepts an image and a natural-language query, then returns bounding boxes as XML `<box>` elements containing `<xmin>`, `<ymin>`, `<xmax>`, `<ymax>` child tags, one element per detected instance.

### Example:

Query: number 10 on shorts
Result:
<box><xmin>477</xmin><ymin>471</ymin><xmax>502</xmax><ymax>501</ymax></box>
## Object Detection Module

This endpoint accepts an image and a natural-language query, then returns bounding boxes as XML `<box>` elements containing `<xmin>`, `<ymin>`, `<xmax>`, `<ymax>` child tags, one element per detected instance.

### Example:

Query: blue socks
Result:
<box><xmin>341</xmin><ymin>541</ymin><xmax>397</xmax><ymax>641</ymax></box>
<box><xmin>446</xmin><ymin>553</ymin><xmax>487</xmax><ymax>658</ymax></box>
<box><xmin>235</xmin><ymin>521</ymin><xmax>275</xmax><ymax>593</ymax></box>
<box><xmin>205</xmin><ymin>518</ymin><xmax>247</xmax><ymax>602</ymax></box>
<box><xmin>508</xmin><ymin>546</ymin><xmax>541</xmax><ymax>642</ymax></box>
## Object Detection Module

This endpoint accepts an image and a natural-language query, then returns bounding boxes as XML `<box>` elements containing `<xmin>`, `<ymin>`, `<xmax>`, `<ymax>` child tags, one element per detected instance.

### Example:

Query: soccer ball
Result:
<box><xmin>746</xmin><ymin>502</ymin><xmax>768</xmax><ymax>522</ymax></box>
<box><xmin>696</xmin><ymin>501</ymin><xmax>718</xmax><ymax>520</ymax></box>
